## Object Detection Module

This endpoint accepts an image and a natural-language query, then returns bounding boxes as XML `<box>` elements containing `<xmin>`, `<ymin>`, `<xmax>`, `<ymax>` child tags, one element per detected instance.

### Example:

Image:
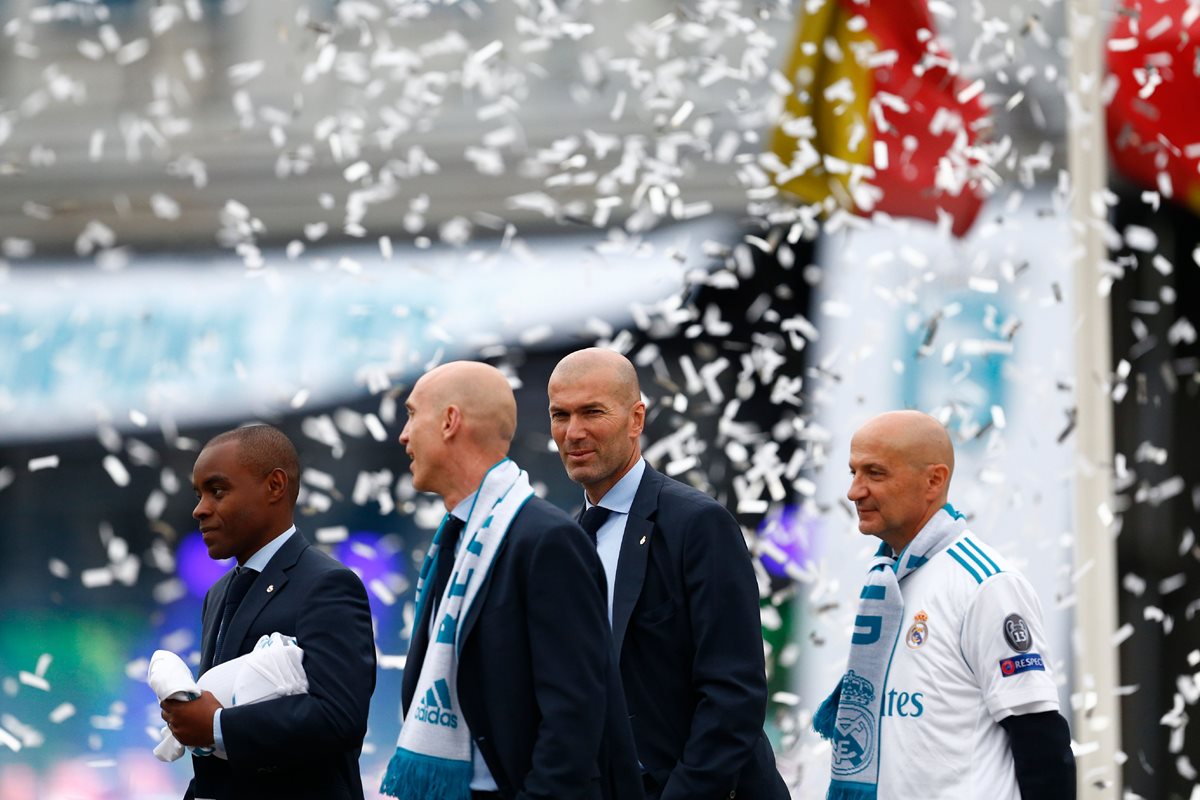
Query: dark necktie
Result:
<box><xmin>580</xmin><ymin>505</ymin><xmax>612</xmax><ymax>546</ymax></box>
<box><xmin>432</xmin><ymin>516</ymin><xmax>467</xmax><ymax>602</ymax></box>
<box><xmin>214</xmin><ymin>567</ymin><xmax>258</xmax><ymax>665</ymax></box>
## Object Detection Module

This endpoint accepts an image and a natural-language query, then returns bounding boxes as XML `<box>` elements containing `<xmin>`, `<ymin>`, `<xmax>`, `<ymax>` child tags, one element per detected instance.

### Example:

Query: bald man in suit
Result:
<box><xmin>548</xmin><ymin>350</ymin><xmax>788</xmax><ymax>800</ymax></box>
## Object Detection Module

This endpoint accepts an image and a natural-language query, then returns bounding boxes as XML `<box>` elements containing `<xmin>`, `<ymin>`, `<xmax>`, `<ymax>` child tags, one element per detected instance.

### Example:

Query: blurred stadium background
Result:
<box><xmin>0</xmin><ymin>0</ymin><xmax>1197</xmax><ymax>798</ymax></box>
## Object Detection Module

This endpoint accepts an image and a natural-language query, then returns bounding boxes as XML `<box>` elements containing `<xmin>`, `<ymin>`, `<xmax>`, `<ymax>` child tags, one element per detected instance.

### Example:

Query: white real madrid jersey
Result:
<box><xmin>876</xmin><ymin>531</ymin><xmax>1061</xmax><ymax>800</ymax></box>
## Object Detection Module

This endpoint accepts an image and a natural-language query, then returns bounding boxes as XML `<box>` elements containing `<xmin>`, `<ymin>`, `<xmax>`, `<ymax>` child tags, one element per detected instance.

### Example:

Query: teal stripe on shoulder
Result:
<box><xmin>962</xmin><ymin>537</ymin><xmax>1002</xmax><ymax>575</ymax></box>
<box><xmin>947</xmin><ymin>548</ymin><xmax>983</xmax><ymax>584</ymax></box>
<box><xmin>955</xmin><ymin>541</ymin><xmax>994</xmax><ymax>577</ymax></box>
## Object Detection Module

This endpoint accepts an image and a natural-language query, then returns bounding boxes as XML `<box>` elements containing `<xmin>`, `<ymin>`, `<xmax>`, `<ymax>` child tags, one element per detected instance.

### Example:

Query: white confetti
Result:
<box><xmin>1124</xmin><ymin>225</ymin><xmax>1158</xmax><ymax>252</ymax></box>
<box><xmin>0</xmin><ymin>726</ymin><xmax>21</xmax><ymax>752</ymax></box>
<box><xmin>28</xmin><ymin>456</ymin><xmax>59</xmax><ymax>472</ymax></box>
<box><xmin>49</xmin><ymin>704</ymin><xmax>75</xmax><ymax>724</ymax></box>
<box><xmin>102</xmin><ymin>455</ymin><xmax>130</xmax><ymax>487</ymax></box>
<box><xmin>370</xmin><ymin>578</ymin><xmax>397</xmax><ymax>606</ymax></box>
<box><xmin>316</xmin><ymin>526</ymin><xmax>349</xmax><ymax>544</ymax></box>
<box><xmin>363</xmin><ymin>413</ymin><xmax>388</xmax><ymax>442</ymax></box>
<box><xmin>81</xmin><ymin>567</ymin><xmax>114</xmax><ymax>589</ymax></box>
<box><xmin>18</xmin><ymin>672</ymin><xmax>49</xmax><ymax>692</ymax></box>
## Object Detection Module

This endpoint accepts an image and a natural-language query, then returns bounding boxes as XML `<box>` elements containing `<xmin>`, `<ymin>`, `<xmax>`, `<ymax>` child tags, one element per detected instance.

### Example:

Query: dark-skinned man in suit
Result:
<box><xmin>548</xmin><ymin>349</ymin><xmax>789</xmax><ymax>800</ymax></box>
<box><xmin>161</xmin><ymin>424</ymin><xmax>376</xmax><ymax>800</ymax></box>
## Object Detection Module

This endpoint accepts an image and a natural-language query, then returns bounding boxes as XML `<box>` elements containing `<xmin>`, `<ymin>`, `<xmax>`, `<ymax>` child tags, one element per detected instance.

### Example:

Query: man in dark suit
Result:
<box><xmin>161</xmin><ymin>424</ymin><xmax>376</xmax><ymax>800</ymax></box>
<box><xmin>548</xmin><ymin>349</ymin><xmax>789</xmax><ymax>800</ymax></box>
<box><xmin>385</xmin><ymin>360</ymin><xmax>641</xmax><ymax>800</ymax></box>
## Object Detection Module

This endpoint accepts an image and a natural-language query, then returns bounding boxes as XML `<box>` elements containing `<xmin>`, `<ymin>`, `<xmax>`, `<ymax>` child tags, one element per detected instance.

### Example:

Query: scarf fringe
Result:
<box><xmin>380</xmin><ymin>748</ymin><xmax>473</xmax><ymax>800</ymax></box>
<box><xmin>827</xmin><ymin>778</ymin><xmax>878</xmax><ymax>800</ymax></box>
<box><xmin>812</xmin><ymin>681</ymin><xmax>842</xmax><ymax>741</ymax></box>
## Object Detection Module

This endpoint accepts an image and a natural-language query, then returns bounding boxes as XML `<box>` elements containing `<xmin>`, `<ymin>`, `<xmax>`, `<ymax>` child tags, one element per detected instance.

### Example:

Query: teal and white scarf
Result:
<box><xmin>814</xmin><ymin>504</ymin><xmax>966</xmax><ymax>800</ymax></box>
<box><xmin>381</xmin><ymin>459</ymin><xmax>534</xmax><ymax>800</ymax></box>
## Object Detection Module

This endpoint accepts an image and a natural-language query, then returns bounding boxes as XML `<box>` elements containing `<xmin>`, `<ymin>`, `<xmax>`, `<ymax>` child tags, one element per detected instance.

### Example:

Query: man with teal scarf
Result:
<box><xmin>817</xmin><ymin>411</ymin><xmax>1075</xmax><ymax>799</ymax></box>
<box><xmin>381</xmin><ymin>361</ymin><xmax>642</xmax><ymax>800</ymax></box>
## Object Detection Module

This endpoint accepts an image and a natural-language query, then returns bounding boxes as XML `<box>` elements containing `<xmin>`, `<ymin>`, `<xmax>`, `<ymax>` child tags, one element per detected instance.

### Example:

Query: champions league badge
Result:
<box><xmin>1003</xmin><ymin>613</ymin><xmax>1032</xmax><ymax>652</ymax></box>
<box><xmin>905</xmin><ymin>610</ymin><xmax>929</xmax><ymax>649</ymax></box>
<box><xmin>831</xmin><ymin>670</ymin><xmax>876</xmax><ymax>776</ymax></box>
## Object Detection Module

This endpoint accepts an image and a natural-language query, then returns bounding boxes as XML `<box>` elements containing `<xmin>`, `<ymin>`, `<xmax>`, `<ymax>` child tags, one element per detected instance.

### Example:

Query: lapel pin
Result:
<box><xmin>266</xmin><ymin>585</ymin><xmax>274</xmax><ymax>593</ymax></box>
<box><xmin>639</xmin><ymin>536</ymin><xmax>647</xmax><ymax>545</ymax></box>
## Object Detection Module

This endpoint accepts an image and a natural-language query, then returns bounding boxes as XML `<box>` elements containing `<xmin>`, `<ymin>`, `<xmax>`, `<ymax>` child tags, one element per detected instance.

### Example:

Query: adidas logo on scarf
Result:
<box><xmin>415</xmin><ymin>679</ymin><xmax>459</xmax><ymax>729</ymax></box>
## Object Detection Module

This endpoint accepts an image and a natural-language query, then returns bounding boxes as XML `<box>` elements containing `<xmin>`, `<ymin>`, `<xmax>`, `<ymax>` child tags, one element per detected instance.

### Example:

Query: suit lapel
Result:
<box><xmin>403</xmin><ymin>581</ymin><xmax>434</xmax><ymax>711</ymax></box>
<box><xmin>200</xmin><ymin>570</ymin><xmax>232</xmax><ymax>672</ymax></box>
<box><xmin>217</xmin><ymin>532</ymin><xmax>308</xmax><ymax>665</ymax></box>
<box><xmin>611</xmin><ymin>466</ymin><xmax>662</xmax><ymax>661</ymax></box>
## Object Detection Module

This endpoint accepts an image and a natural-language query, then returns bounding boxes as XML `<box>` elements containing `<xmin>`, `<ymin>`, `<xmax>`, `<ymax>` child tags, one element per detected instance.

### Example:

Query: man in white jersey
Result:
<box><xmin>816</xmin><ymin>410</ymin><xmax>1075</xmax><ymax>800</ymax></box>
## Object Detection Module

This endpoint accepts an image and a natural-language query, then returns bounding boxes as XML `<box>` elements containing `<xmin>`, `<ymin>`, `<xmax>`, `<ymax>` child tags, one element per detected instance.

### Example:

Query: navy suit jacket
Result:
<box><xmin>186</xmin><ymin>531</ymin><xmax>376</xmax><ymax>800</ymax></box>
<box><xmin>402</xmin><ymin>496</ymin><xmax>643</xmax><ymax>800</ymax></box>
<box><xmin>610</xmin><ymin>465</ymin><xmax>788</xmax><ymax>800</ymax></box>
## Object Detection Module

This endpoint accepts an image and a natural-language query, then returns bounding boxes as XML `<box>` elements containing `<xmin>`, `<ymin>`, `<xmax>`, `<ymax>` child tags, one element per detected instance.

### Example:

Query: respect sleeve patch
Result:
<box><xmin>999</xmin><ymin>653</ymin><xmax>1045</xmax><ymax>677</ymax></box>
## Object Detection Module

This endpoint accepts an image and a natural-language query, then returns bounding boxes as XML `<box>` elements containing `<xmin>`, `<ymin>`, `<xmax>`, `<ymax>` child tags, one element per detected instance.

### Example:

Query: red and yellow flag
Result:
<box><xmin>770</xmin><ymin>0</ymin><xmax>990</xmax><ymax>236</ymax></box>
<box><xmin>1107</xmin><ymin>0</ymin><xmax>1200</xmax><ymax>215</ymax></box>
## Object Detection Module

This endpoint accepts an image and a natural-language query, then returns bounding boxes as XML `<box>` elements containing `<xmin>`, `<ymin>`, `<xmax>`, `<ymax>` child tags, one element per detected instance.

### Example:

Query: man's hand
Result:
<box><xmin>161</xmin><ymin>691</ymin><xmax>222</xmax><ymax>747</ymax></box>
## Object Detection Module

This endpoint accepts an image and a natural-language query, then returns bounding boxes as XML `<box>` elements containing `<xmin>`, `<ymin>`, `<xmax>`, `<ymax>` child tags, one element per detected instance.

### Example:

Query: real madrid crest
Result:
<box><xmin>905</xmin><ymin>610</ymin><xmax>929</xmax><ymax>649</ymax></box>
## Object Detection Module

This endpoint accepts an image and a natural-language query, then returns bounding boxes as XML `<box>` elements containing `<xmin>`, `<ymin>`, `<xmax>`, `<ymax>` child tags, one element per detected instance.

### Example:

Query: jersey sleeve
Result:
<box><xmin>960</xmin><ymin>571</ymin><xmax>1061</xmax><ymax>723</ymax></box>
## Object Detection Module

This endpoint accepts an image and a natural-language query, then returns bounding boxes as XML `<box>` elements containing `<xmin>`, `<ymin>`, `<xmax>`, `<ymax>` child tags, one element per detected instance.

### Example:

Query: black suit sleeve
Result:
<box><xmin>661</xmin><ymin>504</ymin><xmax>767</xmax><ymax>800</ymax></box>
<box><xmin>217</xmin><ymin>567</ymin><xmax>376</xmax><ymax>767</ymax></box>
<box><xmin>516</xmin><ymin>521</ymin><xmax>611</xmax><ymax>800</ymax></box>
<box><xmin>1000</xmin><ymin>710</ymin><xmax>1076</xmax><ymax>800</ymax></box>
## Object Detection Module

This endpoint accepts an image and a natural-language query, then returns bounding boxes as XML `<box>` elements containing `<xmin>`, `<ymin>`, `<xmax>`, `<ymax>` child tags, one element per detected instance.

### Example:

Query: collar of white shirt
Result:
<box><xmin>584</xmin><ymin>457</ymin><xmax>646</xmax><ymax>514</ymax></box>
<box><xmin>242</xmin><ymin>525</ymin><xmax>297</xmax><ymax>572</ymax></box>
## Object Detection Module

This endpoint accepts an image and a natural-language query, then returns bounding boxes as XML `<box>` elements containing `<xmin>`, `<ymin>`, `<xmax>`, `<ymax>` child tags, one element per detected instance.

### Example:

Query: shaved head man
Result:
<box><xmin>547</xmin><ymin>348</ymin><xmax>644</xmax><ymax>503</ymax></box>
<box><xmin>548</xmin><ymin>348</ymin><xmax>788</xmax><ymax>800</ymax></box>
<box><xmin>847</xmin><ymin>409</ymin><xmax>955</xmax><ymax>553</ymax></box>
<box><xmin>818</xmin><ymin>411</ymin><xmax>1075</xmax><ymax>800</ymax></box>
<box><xmin>384</xmin><ymin>361</ymin><xmax>641</xmax><ymax>800</ymax></box>
<box><xmin>400</xmin><ymin>361</ymin><xmax>517</xmax><ymax>507</ymax></box>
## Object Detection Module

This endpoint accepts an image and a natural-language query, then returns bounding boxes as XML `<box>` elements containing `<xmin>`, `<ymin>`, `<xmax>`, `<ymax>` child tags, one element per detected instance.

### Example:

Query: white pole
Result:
<box><xmin>1066</xmin><ymin>0</ymin><xmax>1122</xmax><ymax>796</ymax></box>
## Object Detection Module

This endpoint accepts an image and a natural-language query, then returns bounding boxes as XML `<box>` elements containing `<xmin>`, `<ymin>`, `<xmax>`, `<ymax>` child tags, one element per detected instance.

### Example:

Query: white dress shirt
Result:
<box><xmin>211</xmin><ymin>525</ymin><xmax>296</xmax><ymax>757</ymax></box>
<box><xmin>583</xmin><ymin>457</ymin><xmax>646</xmax><ymax>623</ymax></box>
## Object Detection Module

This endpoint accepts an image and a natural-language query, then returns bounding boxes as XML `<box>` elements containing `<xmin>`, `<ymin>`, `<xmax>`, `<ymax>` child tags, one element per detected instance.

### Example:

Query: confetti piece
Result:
<box><xmin>102</xmin><ymin>455</ymin><xmax>130</xmax><ymax>487</ymax></box>
<box><xmin>49</xmin><ymin>704</ymin><xmax>75</xmax><ymax>724</ymax></box>
<box><xmin>0</xmin><ymin>726</ymin><xmax>21</xmax><ymax>752</ymax></box>
<box><xmin>81</xmin><ymin>567</ymin><xmax>114</xmax><ymax>589</ymax></box>
<box><xmin>369</xmin><ymin>579</ymin><xmax>397</xmax><ymax>606</ymax></box>
<box><xmin>17</xmin><ymin>673</ymin><xmax>49</xmax><ymax>692</ymax></box>
<box><xmin>28</xmin><ymin>456</ymin><xmax>59</xmax><ymax>472</ymax></box>
<box><xmin>316</xmin><ymin>526</ymin><xmax>349</xmax><ymax>544</ymax></box>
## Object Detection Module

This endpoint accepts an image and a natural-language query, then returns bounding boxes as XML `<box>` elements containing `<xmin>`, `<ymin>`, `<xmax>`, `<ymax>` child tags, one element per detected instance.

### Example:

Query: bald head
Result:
<box><xmin>547</xmin><ymin>348</ymin><xmax>646</xmax><ymax>503</ymax></box>
<box><xmin>854</xmin><ymin>410</ymin><xmax>955</xmax><ymax>479</ymax></box>
<box><xmin>399</xmin><ymin>361</ymin><xmax>518</xmax><ymax>508</ymax></box>
<box><xmin>418</xmin><ymin>361</ymin><xmax>517</xmax><ymax>446</ymax></box>
<box><xmin>549</xmin><ymin>348</ymin><xmax>640</xmax><ymax>407</ymax></box>
<box><xmin>846</xmin><ymin>410</ymin><xmax>955</xmax><ymax>551</ymax></box>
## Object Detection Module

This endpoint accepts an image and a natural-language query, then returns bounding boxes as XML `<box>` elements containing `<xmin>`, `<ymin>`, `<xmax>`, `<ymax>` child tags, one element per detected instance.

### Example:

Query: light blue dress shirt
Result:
<box><xmin>584</xmin><ymin>457</ymin><xmax>646</xmax><ymax>623</ymax></box>
<box><xmin>210</xmin><ymin>525</ymin><xmax>296</xmax><ymax>757</ymax></box>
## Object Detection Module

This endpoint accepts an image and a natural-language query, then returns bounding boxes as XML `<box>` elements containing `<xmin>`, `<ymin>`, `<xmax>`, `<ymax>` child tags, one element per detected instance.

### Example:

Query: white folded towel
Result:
<box><xmin>148</xmin><ymin>633</ymin><xmax>308</xmax><ymax>762</ymax></box>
